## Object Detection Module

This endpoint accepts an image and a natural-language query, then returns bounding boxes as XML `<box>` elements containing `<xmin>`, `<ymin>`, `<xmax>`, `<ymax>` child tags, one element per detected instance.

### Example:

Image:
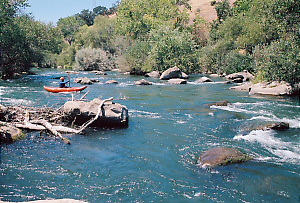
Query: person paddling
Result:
<box><xmin>59</xmin><ymin>77</ymin><xmax>69</xmax><ymax>88</ymax></box>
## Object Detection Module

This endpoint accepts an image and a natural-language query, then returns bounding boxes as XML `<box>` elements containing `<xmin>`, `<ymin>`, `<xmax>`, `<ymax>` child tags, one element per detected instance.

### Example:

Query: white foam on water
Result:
<box><xmin>0</xmin><ymin>98</ymin><xmax>33</xmax><ymax>105</ymax></box>
<box><xmin>234</xmin><ymin>130</ymin><xmax>300</xmax><ymax>165</ymax></box>
<box><xmin>210</xmin><ymin>102</ymin><xmax>274</xmax><ymax>117</ymax></box>
<box><xmin>250</xmin><ymin>116</ymin><xmax>300</xmax><ymax>128</ymax></box>
<box><xmin>129</xmin><ymin>109</ymin><xmax>161</xmax><ymax>118</ymax></box>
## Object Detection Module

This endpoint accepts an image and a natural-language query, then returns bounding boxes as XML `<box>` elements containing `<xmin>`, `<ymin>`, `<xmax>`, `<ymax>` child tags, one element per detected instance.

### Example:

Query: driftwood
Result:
<box><xmin>75</xmin><ymin>97</ymin><xmax>113</xmax><ymax>134</ymax></box>
<box><xmin>31</xmin><ymin>119</ymin><xmax>70</xmax><ymax>145</ymax></box>
<box><xmin>1</xmin><ymin>96</ymin><xmax>116</xmax><ymax>145</ymax></box>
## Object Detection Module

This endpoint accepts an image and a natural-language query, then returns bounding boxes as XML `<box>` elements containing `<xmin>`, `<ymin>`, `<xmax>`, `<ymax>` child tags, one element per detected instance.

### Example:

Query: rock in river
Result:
<box><xmin>0</xmin><ymin>122</ymin><xmax>26</xmax><ymax>144</ymax></box>
<box><xmin>145</xmin><ymin>71</ymin><xmax>160</xmax><ymax>78</ymax></box>
<box><xmin>63</xmin><ymin>98</ymin><xmax>128</xmax><ymax>128</ymax></box>
<box><xmin>198</xmin><ymin>147</ymin><xmax>252</xmax><ymax>167</ymax></box>
<box><xmin>134</xmin><ymin>79</ymin><xmax>152</xmax><ymax>85</ymax></box>
<box><xmin>159</xmin><ymin>66</ymin><xmax>182</xmax><ymax>80</ymax></box>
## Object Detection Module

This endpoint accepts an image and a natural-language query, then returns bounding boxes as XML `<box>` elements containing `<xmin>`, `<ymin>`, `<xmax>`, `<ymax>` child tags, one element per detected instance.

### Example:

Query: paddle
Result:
<box><xmin>68</xmin><ymin>72</ymin><xmax>71</xmax><ymax>87</ymax></box>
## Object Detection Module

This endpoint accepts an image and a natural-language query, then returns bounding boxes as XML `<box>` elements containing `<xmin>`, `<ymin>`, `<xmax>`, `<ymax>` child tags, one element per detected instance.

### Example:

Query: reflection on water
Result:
<box><xmin>0</xmin><ymin>69</ymin><xmax>299</xmax><ymax>202</ymax></box>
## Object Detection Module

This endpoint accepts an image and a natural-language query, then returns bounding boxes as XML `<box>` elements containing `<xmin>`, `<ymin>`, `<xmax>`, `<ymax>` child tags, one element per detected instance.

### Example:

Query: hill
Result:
<box><xmin>187</xmin><ymin>0</ymin><xmax>235</xmax><ymax>23</ymax></box>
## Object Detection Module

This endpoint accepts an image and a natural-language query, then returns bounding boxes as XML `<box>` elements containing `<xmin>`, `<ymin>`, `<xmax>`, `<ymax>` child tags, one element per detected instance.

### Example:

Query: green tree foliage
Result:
<box><xmin>253</xmin><ymin>36</ymin><xmax>300</xmax><ymax>83</ymax></box>
<box><xmin>147</xmin><ymin>26</ymin><xmax>198</xmax><ymax>73</ymax></box>
<box><xmin>76</xmin><ymin>9</ymin><xmax>94</xmax><ymax>26</ymax></box>
<box><xmin>0</xmin><ymin>0</ymin><xmax>63</xmax><ymax>78</ymax></box>
<box><xmin>79</xmin><ymin>16</ymin><xmax>117</xmax><ymax>53</ymax></box>
<box><xmin>15</xmin><ymin>15</ymin><xmax>62</xmax><ymax>67</ymax></box>
<box><xmin>116</xmin><ymin>0</ymin><xmax>189</xmax><ymax>39</ymax></box>
<box><xmin>120</xmin><ymin>25</ymin><xmax>198</xmax><ymax>74</ymax></box>
<box><xmin>0</xmin><ymin>0</ymin><xmax>30</xmax><ymax>78</ymax></box>
<box><xmin>57</xmin><ymin>16</ymin><xmax>85</xmax><ymax>45</ymax></box>
<box><xmin>119</xmin><ymin>40</ymin><xmax>150</xmax><ymax>74</ymax></box>
<box><xmin>201</xmin><ymin>0</ymin><xmax>300</xmax><ymax>83</ymax></box>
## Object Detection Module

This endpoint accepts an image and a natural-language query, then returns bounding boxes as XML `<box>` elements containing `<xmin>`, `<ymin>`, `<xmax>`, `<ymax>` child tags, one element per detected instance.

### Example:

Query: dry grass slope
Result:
<box><xmin>187</xmin><ymin>0</ymin><xmax>235</xmax><ymax>23</ymax></box>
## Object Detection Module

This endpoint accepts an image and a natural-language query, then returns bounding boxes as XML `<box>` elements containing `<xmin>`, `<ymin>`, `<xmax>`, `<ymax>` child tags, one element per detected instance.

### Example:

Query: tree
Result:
<box><xmin>57</xmin><ymin>16</ymin><xmax>85</xmax><ymax>45</ymax></box>
<box><xmin>93</xmin><ymin>6</ymin><xmax>108</xmax><ymax>16</ymax></box>
<box><xmin>0</xmin><ymin>0</ymin><xmax>31</xmax><ymax>78</ymax></box>
<box><xmin>116</xmin><ymin>0</ymin><xmax>189</xmax><ymax>39</ymax></box>
<box><xmin>79</xmin><ymin>16</ymin><xmax>117</xmax><ymax>53</ymax></box>
<box><xmin>76</xmin><ymin>9</ymin><xmax>94</xmax><ymax>26</ymax></box>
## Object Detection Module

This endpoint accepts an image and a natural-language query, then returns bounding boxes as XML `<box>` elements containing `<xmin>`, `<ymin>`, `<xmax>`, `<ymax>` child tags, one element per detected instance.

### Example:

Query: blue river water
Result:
<box><xmin>0</xmin><ymin>68</ymin><xmax>299</xmax><ymax>202</ymax></box>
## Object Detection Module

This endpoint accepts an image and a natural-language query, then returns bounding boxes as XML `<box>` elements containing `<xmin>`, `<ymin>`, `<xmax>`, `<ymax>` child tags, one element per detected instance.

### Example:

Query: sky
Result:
<box><xmin>23</xmin><ymin>0</ymin><xmax>117</xmax><ymax>25</ymax></box>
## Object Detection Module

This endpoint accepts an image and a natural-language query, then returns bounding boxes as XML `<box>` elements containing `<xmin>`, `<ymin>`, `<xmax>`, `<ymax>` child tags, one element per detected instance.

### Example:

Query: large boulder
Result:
<box><xmin>145</xmin><ymin>71</ymin><xmax>160</xmax><ymax>78</ymax></box>
<box><xmin>198</xmin><ymin>147</ymin><xmax>252</xmax><ymax>167</ymax></box>
<box><xmin>0</xmin><ymin>122</ymin><xmax>26</xmax><ymax>144</ymax></box>
<box><xmin>160</xmin><ymin>66</ymin><xmax>182</xmax><ymax>80</ymax></box>
<box><xmin>81</xmin><ymin>77</ymin><xmax>94</xmax><ymax>85</ymax></box>
<box><xmin>225</xmin><ymin>70</ymin><xmax>254</xmax><ymax>82</ymax></box>
<box><xmin>63</xmin><ymin>98</ymin><xmax>128</xmax><ymax>128</ymax></box>
<box><xmin>249</xmin><ymin>81</ymin><xmax>296</xmax><ymax>96</ymax></box>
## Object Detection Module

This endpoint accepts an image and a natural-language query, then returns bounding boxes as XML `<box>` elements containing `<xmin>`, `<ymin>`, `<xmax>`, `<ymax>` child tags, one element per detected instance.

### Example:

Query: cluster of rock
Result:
<box><xmin>144</xmin><ymin>66</ymin><xmax>189</xmax><ymax>84</ymax></box>
<box><xmin>73</xmin><ymin>77</ymin><xmax>99</xmax><ymax>85</ymax></box>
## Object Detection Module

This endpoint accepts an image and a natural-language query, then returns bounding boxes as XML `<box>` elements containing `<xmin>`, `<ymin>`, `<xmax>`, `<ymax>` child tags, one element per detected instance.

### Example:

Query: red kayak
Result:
<box><xmin>43</xmin><ymin>86</ymin><xmax>87</xmax><ymax>93</ymax></box>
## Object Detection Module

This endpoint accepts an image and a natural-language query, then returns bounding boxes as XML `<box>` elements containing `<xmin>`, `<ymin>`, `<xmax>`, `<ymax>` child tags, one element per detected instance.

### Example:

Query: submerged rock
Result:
<box><xmin>260</xmin><ymin>122</ymin><xmax>290</xmax><ymax>131</ymax></box>
<box><xmin>105</xmin><ymin>80</ymin><xmax>118</xmax><ymax>84</ymax></box>
<box><xmin>91</xmin><ymin>70</ymin><xmax>107</xmax><ymax>75</ymax></box>
<box><xmin>63</xmin><ymin>98</ymin><xmax>128</xmax><ymax>128</ymax></box>
<box><xmin>134</xmin><ymin>79</ymin><xmax>152</xmax><ymax>85</ymax></box>
<box><xmin>198</xmin><ymin>147</ymin><xmax>252</xmax><ymax>167</ymax></box>
<box><xmin>207</xmin><ymin>101</ymin><xmax>230</xmax><ymax>107</ymax></box>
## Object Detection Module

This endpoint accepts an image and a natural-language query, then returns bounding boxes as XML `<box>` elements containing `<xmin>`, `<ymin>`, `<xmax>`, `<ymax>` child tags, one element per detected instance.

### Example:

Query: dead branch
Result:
<box><xmin>31</xmin><ymin>119</ymin><xmax>70</xmax><ymax>144</ymax></box>
<box><xmin>75</xmin><ymin>97</ymin><xmax>113</xmax><ymax>134</ymax></box>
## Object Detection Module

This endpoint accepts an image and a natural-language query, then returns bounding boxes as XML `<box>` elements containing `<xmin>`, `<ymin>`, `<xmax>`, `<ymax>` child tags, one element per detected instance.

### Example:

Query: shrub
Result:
<box><xmin>253</xmin><ymin>36</ymin><xmax>300</xmax><ymax>84</ymax></box>
<box><xmin>147</xmin><ymin>26</ymin><xmax>198</xmax><ymax>73</ymax></box>
<box><xmin>75</xmin><ymin>48</ymin><xmax>113</xmax><ymax>71</ymax></box>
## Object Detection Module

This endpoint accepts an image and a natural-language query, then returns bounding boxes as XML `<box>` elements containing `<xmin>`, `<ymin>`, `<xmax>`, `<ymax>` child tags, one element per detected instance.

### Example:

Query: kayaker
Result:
<box><xmin>59</xmin><ymin>77</ymin><xmax>69</xmax><ymax>88</ymax></box>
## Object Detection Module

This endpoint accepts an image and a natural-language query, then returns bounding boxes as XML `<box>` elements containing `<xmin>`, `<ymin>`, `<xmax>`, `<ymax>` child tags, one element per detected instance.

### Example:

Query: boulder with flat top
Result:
<box><xmin>63</xmin><ymin>98</ymin><xmax>128</xmax><ymax>128</ymax></box>
<box><xmin>198</xmin><ymin>147</ymin><xmax>252</xmax><ymax>167</ymax></box>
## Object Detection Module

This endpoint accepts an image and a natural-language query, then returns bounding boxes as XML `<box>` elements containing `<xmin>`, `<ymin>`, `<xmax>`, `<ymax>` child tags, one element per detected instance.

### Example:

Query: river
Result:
<box><xmin>0</xmin><ymin>68</ymin><xmax>299</xmax><ymax>202</ymax></box>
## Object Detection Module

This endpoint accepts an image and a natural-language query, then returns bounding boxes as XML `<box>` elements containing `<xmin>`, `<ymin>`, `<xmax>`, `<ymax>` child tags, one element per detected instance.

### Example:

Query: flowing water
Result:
<box><xmin>0</xmin><ymin>68</ymin><xmax>299</xmax><ymax>202</ymax></box>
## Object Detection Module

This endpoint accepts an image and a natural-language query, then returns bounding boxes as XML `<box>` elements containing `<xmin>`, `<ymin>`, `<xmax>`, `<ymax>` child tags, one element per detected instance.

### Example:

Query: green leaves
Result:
<box><xmin>116</xmin><ymin>0</ymin><xmax>186</xmax><ymax>39</ymax></box>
